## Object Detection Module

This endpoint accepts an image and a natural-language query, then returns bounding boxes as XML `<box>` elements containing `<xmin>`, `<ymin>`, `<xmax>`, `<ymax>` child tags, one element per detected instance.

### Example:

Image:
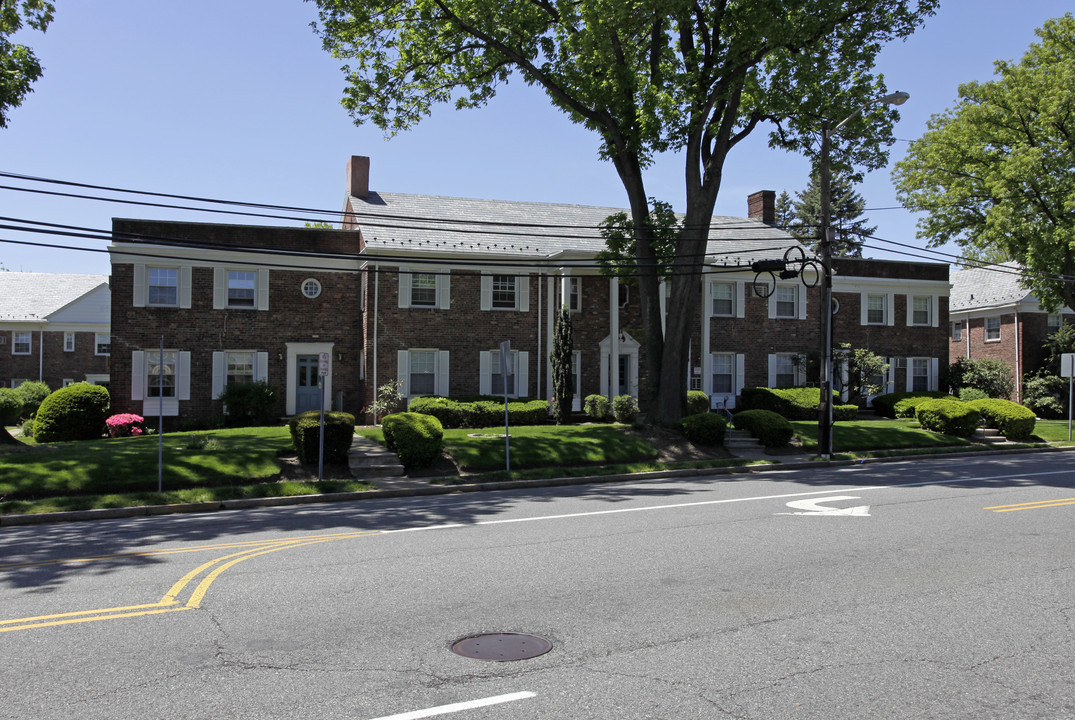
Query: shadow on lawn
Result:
<box><xmin>1</xmin><ymin>449</ymin><xmax>1072</xmax><ymax>593</ymax></box>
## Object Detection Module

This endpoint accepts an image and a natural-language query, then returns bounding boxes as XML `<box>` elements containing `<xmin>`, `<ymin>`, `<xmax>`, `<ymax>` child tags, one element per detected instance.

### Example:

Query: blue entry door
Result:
<box><xmin>296</xmin><ymin>355</ymin><xmax>321</xmax><ymax>414</ymax></box>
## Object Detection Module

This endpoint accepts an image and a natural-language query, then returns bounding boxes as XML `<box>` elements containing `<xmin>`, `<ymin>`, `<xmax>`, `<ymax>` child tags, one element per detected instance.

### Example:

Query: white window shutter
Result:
<box><xmin>767</xmin><ymin>292</ymin><xmax>776</xmax><ymax>319</ymax></box>
<box><xmin>797</xmin><ymin>286</ymin><xmax>807</xmax><ymax>320</ymax></box>
<box><xmin>931</xmin><ymin>296</ymin><xmax>939</xmax><ymax>327</ymax></box>
<box><xmin>211</xmin><ymin>352</ymin><xmax>226</xmax><ymax>399</ymax></box>
<box><xmin>704</xmin><ymin>280</ymin><xmax>714</xmax><ymax>319</ymax></box>
<box><xmin>480</xmin><ymin>275</ymin><xmax>492</xmax><ymax>311</ymax></box>
<box><xmin>735</xmin><ymin>282</ymin><xmax>745</xmax><ymax>318</ymax></box>
<box><xmin>437</xmin><ymin>350</ymin><xmax>450</xmax><ymax>396</ymax></box>
<box><xmin>131</xmin><ymin>350</ymin><xmax>145</xmax><ymax>400</ymax></box>
<box><xmin>398</xmin><ymin>268</ymin><xmax>411</xmax><ymax>309</ymax></box>
<box><xmin>767</xmin><ymin>354</ymin><xmax>777</xmax><ymax>387</ymax></box>
<box><xmin>437</xmin><ymin>273</ymin><xmax>451</xmax><ymax>310</ymax></box>
<box><xmin>177</xmin><ymin>351</ymin><xmax>191</xmax><ymax>400</ymax></box>
<box><xmin>904</xmin><ymin>358</ymin><xmax>912</xmax><ymax>392</ymax></box>
<box><xmin>517</xmin><ymin>351</ymin><xmax>529</xmax><ymax>397</ymax></box>
<box><xmin>179</xmin><ymin>267</ymin><xmax>192</xmax><ymax>309</ymax></box>
<box><xmin>257</xmin><ymin>269</ymin><xmax>270</xmax><ymax>311</ymax></box>
<box><xmin>735</xmin><ymin>354</ymin><xmax>746</xmax><ymax>395</ymax></box>
<box><xmin>213</xmin><ymin>268</ymin><xmax>227</xmax><ymax>309</ymax></box>
<box><xmin>256</xmin><ymin>352</ymin><xmax>269</xmax><ymax>383</ymax></box>
<box><xmin>860</xmin><ymin>292</ymin><xmax>869</xmax><ymax>325</ymax></box>
<box><xmin>133</xmin><ymin>265</ymin><xmax>147</xmax><ymax>307</ymax></box>
<box><xmin>905</xmin><ymin>296</ymin><xmax>913</xmax><ymax>327</ymax></box>
<box><xmin>396</xmin><ymin>350</ymin><xmax>409</xmax><ymax>396</ymax></box>
<box><xmin>575</xmin><ymin>276</ymin><xmax>583</xmax><ymax>311</ymax></box>
<box><xmin>518</xmin><ymin>276</ymin><xmax>529</xmax><ymax>312</ymax></box>
<box><xmin>479</xmin><ymin>351</ymin><xmax>492</xmax><ymax>395</ymax></box>
<box><xmin>796</xmin><ymin>358</ymin><xmax>807</xmax><ymax>385</ymax></box>
<box><xmin>887</xmin><ymin>295</ymin><xmax>895</xmax><ymax>326</ymax></box>
<box><xmin>930</xmin><ymin>357</ymin><xmax>939</xmax><ymax>391</ymax></box>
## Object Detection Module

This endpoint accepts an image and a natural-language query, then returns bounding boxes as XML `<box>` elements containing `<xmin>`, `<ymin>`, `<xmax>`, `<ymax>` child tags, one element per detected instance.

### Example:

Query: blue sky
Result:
<box><xmin>0</xmin><ymin>1</ymin><xmax>1070</xmax><ymax>275</ymax></box>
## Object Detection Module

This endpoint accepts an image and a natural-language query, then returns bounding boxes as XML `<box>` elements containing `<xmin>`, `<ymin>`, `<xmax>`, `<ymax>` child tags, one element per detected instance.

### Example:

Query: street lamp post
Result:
<box><xmin>817</xmin><ymin>91</ymin><xmax>909</xmax><ymax>459</ymax></box>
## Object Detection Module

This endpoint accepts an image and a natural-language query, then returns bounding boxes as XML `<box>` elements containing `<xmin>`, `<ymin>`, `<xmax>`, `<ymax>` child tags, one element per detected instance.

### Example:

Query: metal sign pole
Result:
<box><xmin>158</xmin><ymin>334</ymin><xmax>164</xmax><ymax>494</ymax></box>
<box><xmin>318</xmin><ymin>352</ymin><xmax>329</xmax><ymax>481</ymax></box>
<box><xmin>1063</xmin><ymin>354</ymin><xmax>1074</xmax><ymax>442</ymax></box>
<box><xmin>501</xmin><ymin>340</ymin><xmax>512</xmax><ymax>473</ymax></box>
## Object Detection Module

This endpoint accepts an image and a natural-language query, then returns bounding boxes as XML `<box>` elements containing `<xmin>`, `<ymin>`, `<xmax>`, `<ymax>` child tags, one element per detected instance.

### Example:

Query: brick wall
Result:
<box><xmin>1</xmin><ymin>330</ymin><xmax>110</xmax><ymax>390</ymax></box>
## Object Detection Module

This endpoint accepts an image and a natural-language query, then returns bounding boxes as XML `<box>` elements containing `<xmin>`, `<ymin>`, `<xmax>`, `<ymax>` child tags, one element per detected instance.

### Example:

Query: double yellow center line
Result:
<box><xmin>985</xmin><ymin>497</ymin><xmax>1075</xmax><ymax>513</ymax></box>
<box><xmin>0</xmin><ymin>530</ymin><xmax>383</xmax><ymax>633</ymax></box>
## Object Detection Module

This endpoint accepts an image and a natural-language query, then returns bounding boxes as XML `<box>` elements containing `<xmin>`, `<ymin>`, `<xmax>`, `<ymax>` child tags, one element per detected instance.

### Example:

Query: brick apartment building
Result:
<box><xmin>949</xmin><ymin>262</ymin><xmax>1073</xmax><ymax>402</ymax></box>
<box><xmin>0</xmin><ymin>272</ymin><xmax>111</xmax><ymax>391</ymax></box>
<box><xmin>106</xmin><ymin>156</ymin><xmax>950</xmax><ymax>426</ymax></box>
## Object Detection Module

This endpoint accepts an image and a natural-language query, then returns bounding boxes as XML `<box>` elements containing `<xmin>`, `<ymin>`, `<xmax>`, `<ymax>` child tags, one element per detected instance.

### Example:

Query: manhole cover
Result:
<box><xmin>451</xmin><ymin>633</ymin><xmax>552</xmax><ymax>661</ymax></box>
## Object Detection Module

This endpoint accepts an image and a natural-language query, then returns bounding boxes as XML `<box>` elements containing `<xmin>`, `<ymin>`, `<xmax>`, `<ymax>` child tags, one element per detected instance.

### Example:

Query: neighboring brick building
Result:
<box><xmin>107</xmin><ymin>155</ymin><xmax>951</xmax><ymax>426</ymax></box>
<box><xmin>949</xmin><ymin>262</ymin><xmax>1073</xmax><ymax>402</ymax></box>
<box><xmin>0</xmin><ymin>272</ymin><xmax>111</xmax><ymax>391</ymax></box>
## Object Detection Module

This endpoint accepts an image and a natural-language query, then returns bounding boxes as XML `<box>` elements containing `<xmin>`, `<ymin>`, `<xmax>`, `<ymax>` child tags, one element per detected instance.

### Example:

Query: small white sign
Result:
<box><xmin>1062</xmin><ymin>353</ymin><xmax>1074</xmax><ymax>378</ymax></box>
<box><xmin>318</xmin><ymin>352</ymin><xmax>330</xmax><ymax>377</ymax></box>
<box><xmin>500</xmin><ymin>340</ymin><xmax>513</xmax><ymax>378</ymax></box>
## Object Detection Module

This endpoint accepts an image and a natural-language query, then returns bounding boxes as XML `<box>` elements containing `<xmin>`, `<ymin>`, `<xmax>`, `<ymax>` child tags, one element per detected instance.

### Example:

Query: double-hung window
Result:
<box><xmin>95</xmin><ymin>333</ymin><xmax>111</xmax><ymax>356</ymax></box>
<box><xmin>148</xmin><ymin>268</ymin><xmax>179</xmax><ymax>306</ymax></box>
<box><xmin>227</xmin><ymin>351</ymin><xmax>255</xmax><ymax>385</ymax></box>
<box><xmin>227</xmin><ymin>271</ymin><xmax>257</xmax><ymax>308</ymax></box>
<box><xmin>409</xmin><ymin>350</ymin><xmax>436</xmax><ymax>396</ymax></box>
<box><xmin>492</xmin><ymin>275</ymin><xmax>517</xmax><ymax>309</ymax></box>
<box><xmin>911</xmin><ymin>296</ymin><xmax>931</xmax><ymax>325</ymax></box>
<box><xmin>712</xmin><ymin>353</ymin><xmax>734</xmax><ymax>394</ymax></box>
<box><xmin>64</xmin><ymin>332</ymin><xmax>75</xmax><ymax>352</ymax></box>
<box><xmin>774</xmin><ymin>354</ymin><xmax>798</xmax><ymax>387</ymax></box>
<box><xmin>12</xmin><ymin>332</ymin><xmax>30</xmax><ymax>355</ymax></box>
<box><xmin>410</xmin><ymin>273</ymin><xmax>437</xmax><ymax>307</ymax></box>
<box><xmin>867</xmin><ymin>294</ymin><xmax>886</xmax><ymax>324</ymax></box>
<box><xmin>712</xmin><ymin>282</ymin><xmax>735</xmax><ymax>317</ymax></box>
<box><xmin>951</xmin><ymin>322</ymin><xmax>962</xmax><ymax>341</ymax></box>
<box><xmin>775</xmin><ymin>286</ymin><xmax>797</xmax><ymax>319</ymax></box>
<box><xmin>985</xmin><ymin>317</ymin><xmax>1001</xmax><ymax>341</ymax></box>
<box><xmin>147</xmin><ymin>350</ymin><xmax>177</xmax><ymax>398</ymax></box>
<box><xmin>911</xmin><ymin>358</ymin><xmax>930</xmax><ymax>392</ymax></box>
<box><xmin>1048</xmin><ymin>314</ymin><xmax>1062</xmax><ymax>333</ymax></box>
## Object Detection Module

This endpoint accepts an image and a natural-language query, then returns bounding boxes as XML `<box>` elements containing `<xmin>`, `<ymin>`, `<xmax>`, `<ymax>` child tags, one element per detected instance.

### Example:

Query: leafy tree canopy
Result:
<box><xmin>0</xmin><ymin>0</ymin><xmax>54</xmax><ymax>128</ymax></box>
<box><xmin>311</xmin><ymin>0</ymin><xmax>936</xmax><ymax>424</ymax></box>
<box><xmin>778</xmin><ymin>172</ymin><xmax>876</xmax><ymax>257</ymax></box>
<box><xmin>893</xmin><ymin>14</ymin><xmax>1075</xmax><ymax>313</ymax></box>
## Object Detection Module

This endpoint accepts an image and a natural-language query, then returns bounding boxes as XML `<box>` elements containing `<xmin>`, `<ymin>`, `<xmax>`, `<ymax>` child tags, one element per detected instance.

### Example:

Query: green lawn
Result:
<box><xmin>1030</xmin><ymin>420</ymin><xmax>1075</xmax><ymax>443</ymax></box>
<box><xmin>790</xmin><ymin>418</ymin><xmax>975</xmax><ymax>452</ymax></box>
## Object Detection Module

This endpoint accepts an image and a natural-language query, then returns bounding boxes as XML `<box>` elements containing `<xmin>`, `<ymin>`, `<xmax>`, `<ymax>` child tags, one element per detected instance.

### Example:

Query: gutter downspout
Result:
<box><xmin>38</xmin><ymin>325</ymin><xmax>44</xmax><ymax>382</ymax></box>
<box><xmin>372</xmin><ymin>266</ymin><xmax>379</xmax><ymax>421</ymax></box>
<box><xmin>536</xmin><ymin>273</ymin><xmax>542</xmax><ymax>403</ymax></box>
<box><xmin>1014</xmin><ymin>309</ymin><xmax>1021</xmax><ymax>403</ymax></box>
<box><xmin>965</xmin><ymin>317</ymin><xmax>970</xmax><ymax>359</ymax></box>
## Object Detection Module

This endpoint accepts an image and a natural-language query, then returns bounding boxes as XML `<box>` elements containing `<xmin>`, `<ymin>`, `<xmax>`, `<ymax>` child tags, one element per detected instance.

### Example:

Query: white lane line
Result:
<box><xmin>381</xmin><ymin>469</ymin><xmax>1073</xmax><ymax>532</ymax></box>
<box><xmin>366</xmin><ymin>691</ymin><xmax>536</xmax><ymax>720</ymax></box>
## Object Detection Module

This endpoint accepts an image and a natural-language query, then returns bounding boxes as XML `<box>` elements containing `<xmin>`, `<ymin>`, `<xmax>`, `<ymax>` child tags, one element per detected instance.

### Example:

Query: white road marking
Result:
<box><xmin>366</xmin><ymin>692</ymin><xmax>536</xmax><ymax>720</ymax></box>
<box><xmin>776</xmin><ymin>496</ymin><xmax>871</xmax><ymax>516</ymax></box>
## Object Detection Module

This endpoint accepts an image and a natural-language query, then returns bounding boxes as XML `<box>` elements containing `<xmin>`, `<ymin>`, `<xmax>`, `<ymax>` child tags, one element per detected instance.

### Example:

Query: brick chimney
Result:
<box><xmin>347</xmin><ymin>155</ymin><xmax>370</xmax><ymax>199</ymax></box>
<box><xmin>747</xmin><ymin>190</ymin><xmax>775</xmax><ymax>224</ymax></box>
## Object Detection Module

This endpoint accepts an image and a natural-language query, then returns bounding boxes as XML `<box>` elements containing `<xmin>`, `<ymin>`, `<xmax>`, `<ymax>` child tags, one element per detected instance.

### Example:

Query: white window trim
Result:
<box><xmin>95</xmin><ymin>333</ymin><xmax>111</xmax><ymax>356</ymax></box>
<box><xmin>903</xmin><ymin>356</ymin><xmax>939</xmax><ymax>392</ymax></box>
<box><xmin>85</xmin><ymin>374</ymin><xmax>109</xmax><ymax>386</ymax></box>
<box><xmin>398</xmin><ymin>267</ymin><xmax>451</xmax><ymax>310</ymax></box>
<box><xmin>951</xmin><ymin>321</ymin><xmax>962</xmax><ymax>341</ymax></box>
<box><xmin>708</xmin><ymin>352</ymin><xmax>746</xmax><ymax>408</ymax></box>
<box><xmin>213</xmin><ymin>267</ymin><xmax>269</xmax><ymax>311</ymax></box>
<box><xmin>134</xmin><ymin>264</ymin><xmax>192</xmax><ymax>308</ymax></box>
<box><xmin>12</xmin><ymin>331</ymin><xmax>31</xmax><ymax>355</ymax></box>
<box><xmin>767</xmin><ymin>353</ymin><xmax>806</xmax><ymax>387</ymax></box>
<box><xmin>396</xmin><ymin>349</ymin><xmax>450</xmax><ymax>398</ymax></box>
<box><xmin>985</xmin><ymin>317</ymin><xmax>1002</xmax><ymax>342</ymax></box>
<box><xmin>212</xmin><ymin>350</ymin><xmax>269</xmax><ymax>399</ymax></box>
<box><xmin>479</xmin><ymin>349</ymin><xmax>530</xmax><ymax>398</ymax></box>
<box><xmin>861</xmin><ymin>292</ymin><xmax>894</xmax><ymax>326</ymax></box>
<box><xmin>768</xmin><ymin>284</ymin><xmax>806</xmax><ymax>320</ymax></box>
<box><xmin>480</xmin><ymin>273</ymin><xmax>530</xmax><ymax>312</ymax></box>
<box><xmin>599</xmin><ymin>332</ymin><xmax>640</xmax><ymax>399</ymax></box>
<box><xmin>131</xmin><ymin>349</ymin><xmax>190</xmax><ymax>416</ymax></box>
<box><xmin>285</xmin><ymin>342</ymin><xmax>335</xmax><ymax>415</ymax></box>
<box><xmin>64</xmin><ymin>332</ymin><xmax>75</xmax><ymax>352</ymax></box>
<box><xmin>907</xmin><ymin>295</ymin><xmax>937</xmax><ymax>327</ymax></box>
<box><xmin>709</xmin><ymin>280</ymin><xmax>743</xmax><ymax>319</ymax></box>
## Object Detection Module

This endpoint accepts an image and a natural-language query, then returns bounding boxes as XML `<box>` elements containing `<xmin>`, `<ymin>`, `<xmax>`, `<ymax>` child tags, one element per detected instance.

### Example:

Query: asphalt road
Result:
<box><xmin>2</xmin><ymin>452</ymin><xmax>1074</xmax><ymax>719</ymax></box>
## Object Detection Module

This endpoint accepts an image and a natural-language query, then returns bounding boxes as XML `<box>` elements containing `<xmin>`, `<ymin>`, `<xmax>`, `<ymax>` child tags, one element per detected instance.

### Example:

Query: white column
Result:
<box><xmin>610</xmin><ymin>276</ymin><xmax>619</xmax><ymax>398</ymax></box>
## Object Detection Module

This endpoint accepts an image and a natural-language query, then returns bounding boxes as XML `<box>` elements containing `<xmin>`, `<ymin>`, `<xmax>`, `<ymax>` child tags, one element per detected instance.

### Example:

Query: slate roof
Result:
<box><xmin>949</xmin><ymin>262</ymin><xmax>1034</xmax><ymax>312</ymax></box>
<box><xmin>347</xmin><ymin>192</ymin><xmax>799</xmax><ymax>267</ymax></box>
<box><xmin>0</xmin><ymin>272</ymin><xmax>108</xmax><ymax>322</ymax></box>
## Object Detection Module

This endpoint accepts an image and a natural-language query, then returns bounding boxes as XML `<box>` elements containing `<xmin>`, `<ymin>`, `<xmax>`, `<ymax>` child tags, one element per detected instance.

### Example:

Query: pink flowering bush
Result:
<box><xmin>106</xmin><ymin>413</ymin><xmax>145</xmax><ymax>438</ymax></box>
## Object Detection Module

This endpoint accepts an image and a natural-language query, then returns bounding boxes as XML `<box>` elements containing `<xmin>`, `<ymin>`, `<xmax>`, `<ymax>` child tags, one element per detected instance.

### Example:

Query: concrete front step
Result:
<box><xmin>974</xmin><ymin>428</ymin><xmax>1017</xmax><ymax>446</ymax></box>
<box><xmin>725</xmin><ymin>429</ymin><xmax>763</xmax><ymax>450</ymax></box>
<box><xmin>348</xmin><ymin>434</ymin><xmax>405</xmax><ymax>478</ymax></box>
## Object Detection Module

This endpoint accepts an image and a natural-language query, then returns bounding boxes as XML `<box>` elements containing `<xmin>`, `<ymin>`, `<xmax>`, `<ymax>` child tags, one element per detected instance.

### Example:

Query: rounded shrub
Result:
<box><xmin>218</xmin><ymin>380</ymin><xmax>278</xmax><ymax>427</ymax></box>
<box><xmin>677</xmin><ymin>412</ymin><xmax>727</xmax><ymax>446</ymax></box>
<box><xmin>0</xmin><ymin>388</ymin><xmax>24</xmax><ymax>426</ymax></box>
<box><xmin>872</xmin><ymin>391</ymin><xmax>947</xmax><ymax>418</ymax></box>
<box><xmin>381</xmin><ymin>412</ymin><xmax>444</xmax><ymax>469</ymax></box>
<box><xmin>106</xmin><ymin>413</ymin><xmax>145</xmax><ymax>438</ymax></box>
<box><xmin>288</xmin><ymin>411</ymin><xmax>356</xmax><ymax>464</ymax></box>
<box><xmin>967</xmin><ymin>398</ymin><xmax>1036</xmax><ymax>440</ymax></box>
<box><xmin>611</xmin><ymin>395</ymin><xmax>639</xmax><ymax>424</ymax></box>
<box><xmin>732</xmin><ymin>409</ymin><xmax>794</xmax><ymax>447</ymax></box>
<box><xmin>686</xmin><ymin>391</ymin><xmax>710</xmax><ymax>416</ymax></box>
<box><xmin>584</xmin><ymin>394</ymin><xmax>611</xmax><ymax>421</ymax></box>
<box><xmin>33</xmin><ymin>383</ymin><xmax>111</xmax><ymax>443</ymax></box>
<box><xmin>15</xmin><ymin>380</ymin><xmax>51</xmax><ymax>418</ymax></box>
<box><xmin>914</xmin><ymin>398</ymin><xmax>980</xmax><ymax>437</ymax></box>
<box><xmin>834</xmin><ymin>404</ymin><xmax>859</xmax><ymax>421</ymax></box>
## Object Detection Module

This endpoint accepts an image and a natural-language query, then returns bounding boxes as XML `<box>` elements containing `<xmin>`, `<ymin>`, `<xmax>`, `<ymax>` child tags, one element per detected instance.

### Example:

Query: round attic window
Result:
<box><xmin>301</xmin><ymin>278</ymin><xmax>322</xmax><ymax>299</ymax></box>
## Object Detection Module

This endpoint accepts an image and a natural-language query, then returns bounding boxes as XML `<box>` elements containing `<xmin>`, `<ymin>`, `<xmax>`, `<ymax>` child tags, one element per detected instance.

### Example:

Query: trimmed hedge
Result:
<box><xmin>871</xmin><ymin>391</ymin><xmax>948</xmax><ymax>418</ymax></box>
<box><xmin>612</xmin><ymin>395</ymin><xmax>639</xmax><ymax>423</ymax></box>
<box><xmin>914</xmin><ymin>399</ymin><xmax>980</xmax><ymax>437</ymax></box>
<box><xmin>408</xmin><ymin>396</ymin><xmax>549</xmax><ymax>428</ymax></box>
<box><xmin>33</xmin><ymin>383</ymin><xmax>111</xmax><ymax>443</ymax></box>
<box><xmin>740</xmin><ymin>386</ymin><xmax>856</xmax><ymax>421</ymax></box>
<box><xmin>732</xmin><ymin>409</ymin><xmax>794</xmax><ymax>447</ymax></box>
<box><xmin>893</xmin><ymin>395</ymin><xmax>945</xmax><ymax>419</ymax></box>
<box><xmin>686</xmin><ymin>391</ymin><xmax>710</xmax><ymax>416</ymax></box>
<box><xmin>967</xmin><ymin>398</ymin><xmax>1036</xmax><ymax>440</ymax></box>
<box><xmin>0</xmin><ymin>388</ymin><xmax>23</xmax><ymax>425</ymax></box>
<box><xmin>15</xmin><ymin>380</ymin><xmax>51</xmax><ymax>419</ymax></box>
<box><xmin>288</xmin><ymin>411</ymin><xmax>356</xmax><ymax>464</ymax></box>
<box><xmin>381</xmin><ymin>412</ymin><xmax>444</xmax><ymax>469</ymax></box>
<box><xmin>677</xmin><ymin>412</ymin><xmax>727</xmax><ymax>446</ymax></box>
<box><xmin>584</xmin><ymin>394</ymin><xmax>611</xmax><ymax>421</ymax></box>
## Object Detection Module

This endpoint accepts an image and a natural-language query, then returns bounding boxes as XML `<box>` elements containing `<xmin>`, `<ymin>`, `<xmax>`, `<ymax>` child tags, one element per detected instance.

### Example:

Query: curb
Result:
<box><xmin>1</xmin><ymin>444</ymin><xmax>1067</xmax><ymax>527</ymax></box>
